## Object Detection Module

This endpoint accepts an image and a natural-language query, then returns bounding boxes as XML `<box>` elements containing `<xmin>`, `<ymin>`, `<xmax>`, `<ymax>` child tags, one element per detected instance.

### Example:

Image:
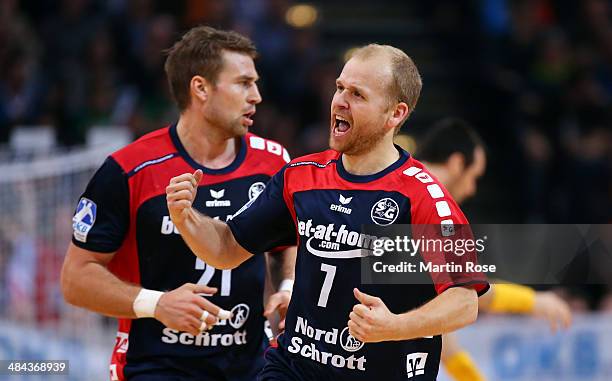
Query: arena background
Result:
<box><xmin>0</xmin><ymin>0</ymin><xmax>610</xmax><ymax>379</ymax></box>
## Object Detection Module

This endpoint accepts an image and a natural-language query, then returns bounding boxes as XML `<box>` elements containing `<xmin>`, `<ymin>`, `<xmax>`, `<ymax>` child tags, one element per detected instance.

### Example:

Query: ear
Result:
<box><xmin>190</xmin><ymin>75</ymin><xmax>210</xmax><ymax>104</ymax></box>
<box><xmin>388</xmin><ymin>102</ymin><xmax>410</xmax><ymax>131</ymax></box>
<box><xmin>446</xmin><ymin>152</ymin><xmax>466</xmax><ymax>177</ymax></box>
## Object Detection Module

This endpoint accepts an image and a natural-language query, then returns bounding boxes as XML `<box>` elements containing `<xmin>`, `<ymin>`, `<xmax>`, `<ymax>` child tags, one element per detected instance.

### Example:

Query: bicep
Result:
<box><xmin>61</xmin><ymin>242</ymin><xmax>116</xmax><ymax>299</ymax></box>
<box><xmin>443</xmin><ymin>285</ymin><xmax>478</xmax><ymax>298</ymax></box>
<box><xmin>412</xmin><ymin>193</ymin><xmax>488</xmax><ymax>295</ymax></box>
<box><xmin>64</xmin><ymin>242</ymin><xmax>116</xmax><ymax>269</ymax></box>
<box><xmin>438</xmin><ymin>286</ymin><xmax>478</xmax><ymax>310</ymax></box>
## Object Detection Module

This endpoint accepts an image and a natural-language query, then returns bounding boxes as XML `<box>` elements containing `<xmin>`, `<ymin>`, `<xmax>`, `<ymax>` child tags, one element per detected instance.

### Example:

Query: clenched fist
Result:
<box><xmin>348</xmin><ymin>288</ymin><xmax>400</xmax><ymax>343</ymax></box>
<box><xmin>166</xmin><ymin>170</ymin><xmax>203</xmax><ymax>224</ymax></box>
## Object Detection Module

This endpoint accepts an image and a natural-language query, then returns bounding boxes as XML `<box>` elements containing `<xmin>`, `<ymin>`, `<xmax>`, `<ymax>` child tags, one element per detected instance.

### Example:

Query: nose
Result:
<box><xmin>331</xmin><ymin>89</ymin><xmax>349</xmax><ymax>112</ymax></box>
<box><xmin>248</xmin><ymin>83</ymin><xmax>262</xmax><ymax>105</ymax></box>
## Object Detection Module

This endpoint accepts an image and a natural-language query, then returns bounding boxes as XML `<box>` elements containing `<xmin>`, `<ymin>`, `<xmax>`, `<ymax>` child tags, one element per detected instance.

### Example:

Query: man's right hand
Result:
<box><xmin>166</xmin><ymin>170</ymin><xmax>203</xmax><ymax>224</ymax></box>
<box><xmin>154</xmin><ymin>283</ymin><xmax>231</xmax><ymax>336</ymax></box>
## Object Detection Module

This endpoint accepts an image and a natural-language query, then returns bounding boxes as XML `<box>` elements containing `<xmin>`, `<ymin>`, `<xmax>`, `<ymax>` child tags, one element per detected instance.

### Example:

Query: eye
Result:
<box><xmin>336</xmin><ymin>84</ymin><xmax>344</xmax><ymax>92</ymax></box>
<box><xmin>353</xmin><ymin>90</ymin><xmax>362</xmax><ymax>98</ymax></box>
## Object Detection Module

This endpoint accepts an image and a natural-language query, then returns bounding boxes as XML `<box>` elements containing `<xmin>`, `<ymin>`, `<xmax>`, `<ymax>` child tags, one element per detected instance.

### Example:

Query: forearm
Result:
<box><xmin>176</xmin><ymin>208</ymin><xmax>246</xmax><ymax>269</ymax></box>
<box><xmin>61</xmin><ymin>259</ymin><xmax>140</xmax><ymax>318</ymax></box>
<box><xmin>281</xmin><ymin>247</ymin><xmax>297</xmax><ymax>280</ymax></box>
<box><xmin>267</xmin><ymin>247</ymin><xmax>297</xmax><ymax>288</ymax></box>
<box><xmin>395</xmin><ymin>287</ymin><xmax>478</xmax><ymax>340</ymax></box>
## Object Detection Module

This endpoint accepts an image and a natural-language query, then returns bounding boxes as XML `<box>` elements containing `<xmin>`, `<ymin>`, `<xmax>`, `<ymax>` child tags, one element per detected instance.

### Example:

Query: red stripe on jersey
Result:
<box><xmin>112</xmin><ymin>128</ymin><xmax>287</xmax><ymax>213</ymax></box>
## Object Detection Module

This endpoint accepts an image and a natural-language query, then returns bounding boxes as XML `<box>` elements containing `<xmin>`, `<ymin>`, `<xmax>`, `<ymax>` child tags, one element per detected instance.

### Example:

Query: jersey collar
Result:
<box><xmin>169</xmin><ymin>123</ymin><xmax>247</xmax><ymax>175</ymax></box>
<box><xmin>335</xmin><ymin>145</ymin><xmax>409</xmax><ymax>183</ymax></box>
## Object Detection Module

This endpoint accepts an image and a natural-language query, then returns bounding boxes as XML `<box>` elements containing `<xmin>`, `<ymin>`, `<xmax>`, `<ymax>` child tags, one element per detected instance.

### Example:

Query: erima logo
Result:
<box><xmin>339</xmin><ymin>195</ymin><xmax>352</xmax><ymax>205</ymax></box>
<box><xmin>329</xmin><ymin>194</ymin><xmax>353</xmax><ymax>215</ymax></box>
<box><xmin>206</xmin><ymin>189</ymin><xmax>231</xmax><ymax>207</ymax></box>
<box><xmin>211</xmin><ymin>189</ymin><xmax>224</xmax><ymax>199</ymax></box>
<box><xmin>406</xmin><ymin>352</ymin><xmax>428</xmax><ymax>378</ymax></box>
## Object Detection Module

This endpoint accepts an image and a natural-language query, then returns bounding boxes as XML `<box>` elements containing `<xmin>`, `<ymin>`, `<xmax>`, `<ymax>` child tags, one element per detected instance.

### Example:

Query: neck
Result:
<box><xmin>176</xmin><ymin>111</ymin><xmax>239</xmax><ymax>169</ymax></box>
<box><xmin>342</xmin><ymin>138</ymin><xmax>400</xmax><ymax>176</ymax></box>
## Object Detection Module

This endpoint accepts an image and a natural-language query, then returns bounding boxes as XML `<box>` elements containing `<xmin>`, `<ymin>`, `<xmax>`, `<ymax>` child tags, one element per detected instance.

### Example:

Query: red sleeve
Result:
<box><xmin>410</xmin><ymin>176</ymin><xmax>489</xmax><ymax>296</ymax></box>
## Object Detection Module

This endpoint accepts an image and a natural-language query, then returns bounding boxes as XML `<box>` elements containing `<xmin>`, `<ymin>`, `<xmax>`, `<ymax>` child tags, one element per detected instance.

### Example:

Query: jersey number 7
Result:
<box><xmin>318</xmin><ymin>263</ymin><xmax>336</xmax><ymax>307</ymax></box>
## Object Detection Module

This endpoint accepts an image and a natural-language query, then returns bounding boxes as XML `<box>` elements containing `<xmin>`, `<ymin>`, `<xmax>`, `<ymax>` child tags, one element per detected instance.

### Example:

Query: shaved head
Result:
<box><xmin>350</xmin><ymin>44</ymin><xmax>422</xmax><ymax>113</ymax></box>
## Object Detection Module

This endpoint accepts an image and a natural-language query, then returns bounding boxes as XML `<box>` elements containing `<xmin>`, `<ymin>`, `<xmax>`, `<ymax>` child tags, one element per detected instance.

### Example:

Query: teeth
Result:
<box><xmin>336</xmin><ymin>115</ymin><xmax>348</xmax><ymax>122</ymax></box>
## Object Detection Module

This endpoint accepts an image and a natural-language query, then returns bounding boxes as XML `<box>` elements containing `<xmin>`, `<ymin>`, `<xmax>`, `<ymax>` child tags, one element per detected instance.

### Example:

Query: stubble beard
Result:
<box><xmin>205</xmin><ymin>110</ymin><xmax>246</xmax><ymax>139</ymax></box>
<box><xmin>330</xmin><ymin>124</ymin><xmax>388</xmax><ymax>156</ymax></box>
<box><xmin>230</xmin><ymin>118</ymin><xmax>248</xmax><ymax>138</ymax></box>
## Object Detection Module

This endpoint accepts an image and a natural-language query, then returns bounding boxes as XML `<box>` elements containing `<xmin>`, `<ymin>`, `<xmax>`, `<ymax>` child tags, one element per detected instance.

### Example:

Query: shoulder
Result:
<box><xmin>110</xmin><ymin>126</ymin><xmax>176</xmax><ymax>174</ymax></box>
<box><xmin>244</xmin><ymin>133</ymin><xmax>291</xmax><ymax>172</ymax></box>
<box><xmin>398</xmin><ymin>156</ymin><xmax>467</xmax><ymax>223</ymax></box>
<box><xmin>272</xmin><ymin>150</ymin><xmax>340</xmax><ymax>192</ymax></box>
<box><xmin>396</xmin><ymin>157</ymin><xmax>445</xmax><ymax>196</ymax></box>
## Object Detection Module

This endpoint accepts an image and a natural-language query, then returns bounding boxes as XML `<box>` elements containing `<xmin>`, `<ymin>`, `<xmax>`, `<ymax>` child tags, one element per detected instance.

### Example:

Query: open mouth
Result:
<box><xmin>333</xmin><ymin>115</ymin><xmax>351</xmax><ymax>136</ymax></box>
<box><xmin>242</xmin><ymin>110</ymin><xmax>255</xmax><ymax>127</ymax></box>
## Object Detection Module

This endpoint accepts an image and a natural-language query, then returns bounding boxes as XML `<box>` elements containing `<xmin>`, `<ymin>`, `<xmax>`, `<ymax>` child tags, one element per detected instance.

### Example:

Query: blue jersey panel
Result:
<box><xmin>278</xmin><ymin>189</ymin><xmax>440</xmax><ymax>380</ymax></box>
<box><xmin>228</xmin><ymin>166</ymin><xmax>296</xmax><ymax>253</ymax></box>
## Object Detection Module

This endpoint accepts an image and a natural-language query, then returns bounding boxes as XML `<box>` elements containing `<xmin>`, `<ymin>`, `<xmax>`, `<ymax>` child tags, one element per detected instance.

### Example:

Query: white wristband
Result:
<box><xmin>279</xmin><ymin>279</ymin><xmax>294</xmax><ymax>293</ymax></box>
<box><xmin>133</xmin><ymin>289</ymin><xmax>164</xmax><ymax>318</ymax></box>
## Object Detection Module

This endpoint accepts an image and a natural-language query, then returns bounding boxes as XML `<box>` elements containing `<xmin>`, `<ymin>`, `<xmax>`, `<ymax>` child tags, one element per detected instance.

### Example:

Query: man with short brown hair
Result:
<box><xmin>62</xmin><ymin>26</ymin><xmax>294</xmax><ymax>380</ymax></box>
<box><xmin>164</xmin><ymin>26</ymin><xmax>257</xmax><ymax>111</ymax></box>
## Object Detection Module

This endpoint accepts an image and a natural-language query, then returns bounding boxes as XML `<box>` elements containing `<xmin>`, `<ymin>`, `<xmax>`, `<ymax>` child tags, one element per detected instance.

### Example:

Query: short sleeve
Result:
<box><xmin>227</xmin><ymin>166</ymin><xmax>296</xmax><ymax>254</ymax></box>
<box><xmin>71</xmin><ymin>156</ymin><xmax>130</xmax><ymax>253</ymax></box>
<box><xmin>412</xmin><ymin>187</ymin><xmax>489</xmax><ymax>296</ymax></box>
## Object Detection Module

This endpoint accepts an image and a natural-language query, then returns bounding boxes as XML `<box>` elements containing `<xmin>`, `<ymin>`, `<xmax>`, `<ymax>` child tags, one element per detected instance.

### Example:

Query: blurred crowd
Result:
<box><xmin>0</xmin><ymin>0</ymin><xmax>333</xmax><ymax>150</ymax></box>
<box><xmin>474</xmin><ymin>0</ymin><xmax>612</xmax><ymax>224</ymax></box>
<box><xmin>0</xmin><ymin>0</ymin><xmax>611</xmax><ymax>323</ymax></box>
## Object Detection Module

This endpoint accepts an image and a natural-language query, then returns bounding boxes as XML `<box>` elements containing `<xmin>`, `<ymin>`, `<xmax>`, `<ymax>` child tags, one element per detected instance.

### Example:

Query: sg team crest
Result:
<box><xmin>370</xmin><ymin>198</ymin><xmax>399</xmax><ymax>225</ymax></box>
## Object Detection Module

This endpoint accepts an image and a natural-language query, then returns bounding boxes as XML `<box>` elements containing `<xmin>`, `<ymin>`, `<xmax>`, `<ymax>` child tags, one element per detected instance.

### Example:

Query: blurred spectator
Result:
<box><xmin>127</xmin><ymin>14</ymin><xmax>177</xmax><ymax>137</ymax></box>
<box><xmin>0</xmin><ymin>0</ymin><xmax>607</xmax><ymax>248</ymax></box>
<box><xmin>0</xmin><ymin>47</ymin><xmax>45</xmax><ymax>133</ymax></box>
<box><xmin>0</xmin><ymin>0</ymin><xmax>42</xmax><ymax>141</ymax></box>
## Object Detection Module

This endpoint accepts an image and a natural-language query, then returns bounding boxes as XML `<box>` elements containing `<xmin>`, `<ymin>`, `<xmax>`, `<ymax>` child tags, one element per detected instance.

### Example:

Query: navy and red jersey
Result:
<box><xmin>71</xmin><ymin>124</ymin><xmax>289</xmax><ymax>380</ymax></box>
<box><xmin>227</xmin><ymin>146</ymin><xmax>488</xmax><ymax>381</ymax></box>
